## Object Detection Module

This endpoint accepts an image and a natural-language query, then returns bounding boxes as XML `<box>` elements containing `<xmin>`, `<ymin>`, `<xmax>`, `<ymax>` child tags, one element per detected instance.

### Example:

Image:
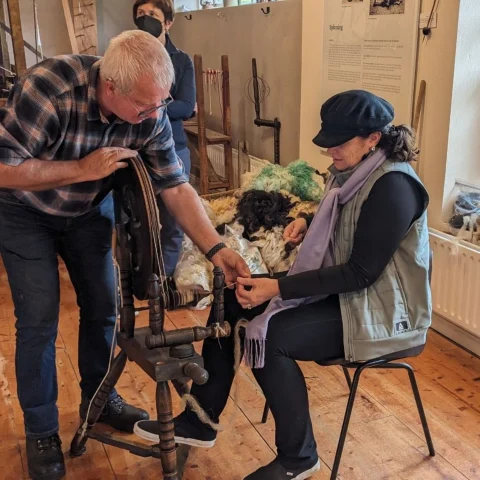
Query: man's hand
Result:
<box><xmin>0</xmin><ymin>148</ymin><xmax>136</xmax><ymax>192</ymax></box>
<box><xmin>236</xmin><ymin>277</ymin><xmax>280</xmax><ymax>309</ymax></box>
<box><xmin>284</xmin><ymin>218</ymin><xmax>308</xmax><ymax>246</ymax></box>
<box><xmin>78</xmin><ymin>147</ymin><xmax>137</xmax><ymax>182</ymax></box>
<box><xmin>211</xmin><ymin>248</ymin><xmax>251</xmax><ymax>286</ymax></box>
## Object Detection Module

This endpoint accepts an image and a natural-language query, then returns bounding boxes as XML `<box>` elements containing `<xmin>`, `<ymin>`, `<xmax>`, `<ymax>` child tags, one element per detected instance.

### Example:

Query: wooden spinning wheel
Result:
<box><xmin>115</xmin><ymin>160</ymin><xmax>161</xmax><ymax>300</ymax></box>
<box><xmin>69</xmin><ymin>157</ymin><xmax>231</xmax><ymax>479</ymax></box>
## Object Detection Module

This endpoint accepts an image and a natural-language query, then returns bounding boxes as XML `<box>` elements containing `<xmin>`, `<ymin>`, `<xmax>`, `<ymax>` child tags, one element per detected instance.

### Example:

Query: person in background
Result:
<box><xmin>133</xmin><ymin>0</ymin><xmax>196</xmax><ymax>286</ymax></box>
<box><xmin>134</xmin><ymin>90</ymin><xmax>431</xmax><ymax>480</ymax></box>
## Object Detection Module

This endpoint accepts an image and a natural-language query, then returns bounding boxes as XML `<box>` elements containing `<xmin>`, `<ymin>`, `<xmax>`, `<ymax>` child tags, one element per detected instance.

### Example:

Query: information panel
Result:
<box><xmin>322</xmin><ymin>0</ymin><xmax>420</xmax><ymax>124</ymax></box>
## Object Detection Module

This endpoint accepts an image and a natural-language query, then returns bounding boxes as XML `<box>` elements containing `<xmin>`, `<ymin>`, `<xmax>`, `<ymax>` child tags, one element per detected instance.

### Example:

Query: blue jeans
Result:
<box><xmin>0</xmin><ymin>194</ymin><xmax>117</xmax><ymax>438</ymax></box>
<box><xmin>157</xmin><ymin>147</ymin><xmax>192</xmax><ymax>277</ymax></box>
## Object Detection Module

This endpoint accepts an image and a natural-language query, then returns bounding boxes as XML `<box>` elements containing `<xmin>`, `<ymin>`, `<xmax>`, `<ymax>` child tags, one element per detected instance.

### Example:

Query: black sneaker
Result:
<box><xmin>80</xmin><ymin>393</ymin><xmax>149</xmax><ymax>433</ymax></box>
<box><xmin>134</xmin><ymin>413</ymin><xmax>217</xmax><ymax>448</ymax></box>
<box><xmin>26</xmin><ymin>434</ymin><xmax>66</xmax><ymax>480</ymax></box>
<box><xmin>244</xmin><ymin>457</ymin><xmax>320</xmax><ymax>480</ymax></box>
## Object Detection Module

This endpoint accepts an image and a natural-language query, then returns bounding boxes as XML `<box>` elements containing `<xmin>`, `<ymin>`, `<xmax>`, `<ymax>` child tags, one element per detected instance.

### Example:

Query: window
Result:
<box><xmin>174</xmin><ymin>0</ymin><xmax>260</xmax><ymax>11</ymax></box>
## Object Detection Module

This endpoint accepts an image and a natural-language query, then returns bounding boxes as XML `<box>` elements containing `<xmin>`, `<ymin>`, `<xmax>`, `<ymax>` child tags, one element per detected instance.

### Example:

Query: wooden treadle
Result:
<box><xmin>184</xmin><ymin>124</ymin><xmax>230</xmax><ymax>144</ymax></box>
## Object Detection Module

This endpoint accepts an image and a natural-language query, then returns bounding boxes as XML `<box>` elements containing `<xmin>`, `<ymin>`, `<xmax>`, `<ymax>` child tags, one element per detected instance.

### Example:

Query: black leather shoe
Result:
<box><xmin>80</xmin><ymin>393</ymin><xmax>149</xmax><ymax>433</ymax></box>
<box><xmin>26</xmin><ymin>434</ymin><xmax>66</xmax><ymax>480</ymax></box>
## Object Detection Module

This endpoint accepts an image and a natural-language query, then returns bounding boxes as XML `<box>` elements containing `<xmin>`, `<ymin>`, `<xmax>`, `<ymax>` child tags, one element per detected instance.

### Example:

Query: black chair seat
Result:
<box><xmin>316</xmin><ymin>344</ymin><xmax>426</xmax><ymax>368</ymax></box>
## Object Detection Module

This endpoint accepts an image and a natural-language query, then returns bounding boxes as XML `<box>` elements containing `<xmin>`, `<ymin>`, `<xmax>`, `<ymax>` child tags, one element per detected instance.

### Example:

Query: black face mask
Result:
<box><xmin>135</xmin><ymin>15</ymin><xmax>163</xmax><ymax>38</ymax></box>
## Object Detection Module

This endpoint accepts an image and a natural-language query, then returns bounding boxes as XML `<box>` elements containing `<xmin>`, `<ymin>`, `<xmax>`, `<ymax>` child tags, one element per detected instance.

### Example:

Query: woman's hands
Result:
<box><xmin>284</xmin><ymin>218</ymin><xmax>308</xmax><ymax>246</ymax></box>
<box><xmin>233</xmin><ymin>217</ymin><xmax>309</xmax><ymax>309</ymax></box>
<box><xmin>232</xmin><ymin>217</ymin><xmax>308</xmax><ymax>310</ymax></box>
<box><xmin>235</xmin><ymin>277</ymin><xmax>280</xmax><ymax>309</ymax></box>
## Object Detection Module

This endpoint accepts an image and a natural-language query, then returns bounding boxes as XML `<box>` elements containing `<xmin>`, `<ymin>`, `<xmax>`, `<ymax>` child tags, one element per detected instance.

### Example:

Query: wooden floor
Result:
<box><xmin>1</xmin><ymin>262</ymin><xmax>480</xmax><ymax>480</ymax></box>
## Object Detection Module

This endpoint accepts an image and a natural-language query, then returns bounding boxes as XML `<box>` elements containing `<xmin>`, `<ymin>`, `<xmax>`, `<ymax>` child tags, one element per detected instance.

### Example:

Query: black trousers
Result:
<box><xmin>187</xmin><ymin>287</ymin><xmax>344</xmax><ymax>469</ymax></box>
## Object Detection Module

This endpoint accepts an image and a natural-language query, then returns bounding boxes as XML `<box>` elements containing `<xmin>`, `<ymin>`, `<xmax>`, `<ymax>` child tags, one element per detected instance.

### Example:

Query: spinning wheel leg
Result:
<box><xmin>176</xmin><ymin>444</ymin><xmax>192</xmax><ymax>480</ymax></box>
<box><xmin>70</xmin><ymin>351</ymin><xmax>128</xmax><ymax>457</ymax></box>
<box><xmin>171</xmin><ymin>378</ymin><xmax>192</xmax><ymax>479</ymax></box>
<box><xmin>156</xmin><ymin>381</ymin><xmax>178</xmax><ymax>479</ymax></box>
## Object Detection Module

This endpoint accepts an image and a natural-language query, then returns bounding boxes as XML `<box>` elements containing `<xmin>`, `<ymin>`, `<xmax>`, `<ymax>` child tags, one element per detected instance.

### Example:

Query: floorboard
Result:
<box><xmin>1</xmin><ymin>262</ymin><xmax>479</xmax><ymax>479</ymax></box>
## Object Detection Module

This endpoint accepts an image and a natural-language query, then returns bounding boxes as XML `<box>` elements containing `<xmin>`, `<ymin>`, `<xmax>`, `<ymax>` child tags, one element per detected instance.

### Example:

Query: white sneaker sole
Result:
<box><xmin>173</xmin><ymin>435</ymin><xmax>216</xmax><ymax>448</ymax></box>
<box><xmin>292</xmin><ymin>459</ymin><xmax>321</xmax><ymax>480</ymax></box>
<box><xmin>133</xmin><ymin>423</ymin><xmax>216</xmax><ymax>448</ymax></box>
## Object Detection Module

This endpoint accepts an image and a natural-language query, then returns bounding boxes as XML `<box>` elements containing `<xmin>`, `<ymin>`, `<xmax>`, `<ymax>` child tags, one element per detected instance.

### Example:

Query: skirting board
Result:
<box><xmin>432</xmin><ymin>313</ymin><xmax>480</xmax><ymax>357</ymax></box>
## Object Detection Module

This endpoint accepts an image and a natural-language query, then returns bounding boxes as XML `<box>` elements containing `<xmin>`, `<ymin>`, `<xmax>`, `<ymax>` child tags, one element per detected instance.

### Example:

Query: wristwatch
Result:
<box><xmin>206</xmin><ymin>242</ymin><xmax>227</xmax><ymax>262</ymax></box>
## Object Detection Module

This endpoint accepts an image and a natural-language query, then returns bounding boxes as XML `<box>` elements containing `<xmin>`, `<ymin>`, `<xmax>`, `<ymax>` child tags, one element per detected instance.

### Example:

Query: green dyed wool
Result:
<box><xmin>287</xmin><ymin>160</ymin><xmax>324</xmax><ymax>202</ymax></box>
<box><xmin>243</xmin><ymin>160</ymin><xmax>324</xmax><ymax>202</ymax></box>
<box><xmin>248</xmin><ymin>164</ymin><xmax>295</xmax><ymax>193</ymax></box>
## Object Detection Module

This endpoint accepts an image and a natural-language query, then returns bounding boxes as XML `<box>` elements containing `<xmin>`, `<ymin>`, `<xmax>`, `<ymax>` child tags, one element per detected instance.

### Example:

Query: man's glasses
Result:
<box><xmin>107</xmin><ymin>77</ymin><xmax>172</xmax><ymax>118</ymax></box>
<box><xmin>124</xmin><ymin>94</ymin><xmax>173</xmax><ymax>118</ymax></box>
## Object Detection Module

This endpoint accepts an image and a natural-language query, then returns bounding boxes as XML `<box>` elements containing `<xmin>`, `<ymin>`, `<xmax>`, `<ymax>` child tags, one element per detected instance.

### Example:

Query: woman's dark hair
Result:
<box><xmin>133</xmin><ymin>0</ymin><xmax>175</xmax><ymax>23</ymax></box>
<box><xmin>366</xmin><ymin>124</ymin><xmax>419</xmax><ymax>163</ymax></box>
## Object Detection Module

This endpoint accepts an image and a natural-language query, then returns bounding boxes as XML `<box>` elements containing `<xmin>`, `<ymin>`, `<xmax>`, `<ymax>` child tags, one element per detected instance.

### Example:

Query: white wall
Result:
<box><xmin>96</xmin><ymin>0</ymin><xmax>135</xmax><ymax>55</ymax></box>
<box><xmin>442</xmin><ymin>0</ymin><xmax>480</xmax><ymax>222</ymax></box>
<box><xmin>298</xmin><ymin>0</ymin><xmax>324</xmax><ymax>171</ymax></box>
<box><xmin>414</xmin><ymin>0</ymin><xmax>460</xmax><ymax>230</ymax></box>
<box><xmin>299</xmin><ymin>0</ymin><xmax>462</xmax><ymax>229</ymax></box>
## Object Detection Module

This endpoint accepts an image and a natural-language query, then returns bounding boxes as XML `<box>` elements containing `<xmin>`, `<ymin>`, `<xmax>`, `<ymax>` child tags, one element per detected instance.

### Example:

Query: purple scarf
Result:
<box><xmin>244</xmin><ymin>149</ymin><xmax>387</xmax><ymax>368</ymax></box>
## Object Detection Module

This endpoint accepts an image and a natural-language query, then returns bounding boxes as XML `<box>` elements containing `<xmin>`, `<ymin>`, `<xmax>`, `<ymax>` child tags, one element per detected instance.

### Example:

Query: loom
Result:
<box><xmin>69</xmin><ymin>156</ymin><xmax>230</xmax><ymax>479</ymax></box>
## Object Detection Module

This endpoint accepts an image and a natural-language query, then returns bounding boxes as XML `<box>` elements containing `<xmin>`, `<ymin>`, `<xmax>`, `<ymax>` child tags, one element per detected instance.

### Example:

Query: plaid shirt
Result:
<box><xmin>0</xmin><ymin>55</ymin><xmax>187</xmax><ymax>216</ymax></box>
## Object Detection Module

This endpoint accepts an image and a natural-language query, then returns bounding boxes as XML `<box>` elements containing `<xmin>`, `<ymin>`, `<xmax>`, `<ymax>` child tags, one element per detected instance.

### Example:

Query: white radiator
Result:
<box><xmin>429</xmin><ymin>229</ymin><xmax>480</xmax><ymax>348</ymax></box>
<box><xmin>206</xmin><ymin>145</ymin><xmax>269</xmax><ymax>188</ymax></box>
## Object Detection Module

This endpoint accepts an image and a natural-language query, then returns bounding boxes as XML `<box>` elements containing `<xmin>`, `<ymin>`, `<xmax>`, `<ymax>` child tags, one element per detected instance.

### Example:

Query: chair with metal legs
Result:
<box><xmin>260</xmin><ymin>348</ymin><xmax>435</xmax><ymax>479</ymax></box>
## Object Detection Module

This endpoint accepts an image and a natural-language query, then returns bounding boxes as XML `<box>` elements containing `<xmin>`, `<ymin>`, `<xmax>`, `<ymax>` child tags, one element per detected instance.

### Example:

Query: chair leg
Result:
<box><xmin>404</xmin><ymin>364</ymin><xmax>435</xmax><ymax>456</ymax></box>
<box><xmin>261</xmin><ymin>401</ymin><xmax>269</xmax><ymax>424</ymax></box>
<box><xmin>375</xmin><ymin>362</ymin><xmax>435</xmax><ymax>457</ymax></box>
<box><xmin>330</xmin><ymin>364</ymin><xmax>367</xmax><ymax>480</ymax></box>
<box><xmin>342</xmin><ymin>366</ymin><xmax>352</xmax><ymax>391</ymax></box>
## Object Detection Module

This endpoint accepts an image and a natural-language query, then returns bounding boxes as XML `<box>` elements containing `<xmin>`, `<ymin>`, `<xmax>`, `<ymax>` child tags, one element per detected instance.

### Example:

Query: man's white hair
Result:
<box><xmin>100</xmin><ymin>30</ymin><xmax>175</xmax><ymax>94</ymax></box>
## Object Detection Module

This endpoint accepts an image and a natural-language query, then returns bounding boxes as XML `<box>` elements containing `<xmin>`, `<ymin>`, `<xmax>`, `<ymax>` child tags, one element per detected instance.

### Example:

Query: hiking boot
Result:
<box><xmin>26</xmin><ymin>433</ymin><xmax>66</xmax><ymax>480</ymax></box>
<box><xmin>80</xmin><ymin>393</ymin><xmax>149</xmax><ymax>433</ymax></box>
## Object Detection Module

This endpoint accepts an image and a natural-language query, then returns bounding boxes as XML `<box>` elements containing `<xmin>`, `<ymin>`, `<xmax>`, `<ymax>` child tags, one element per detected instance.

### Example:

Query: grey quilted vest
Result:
<box><xmin>332</xmin><ymin>160</ymin><xmax>431</xmax><ymax>362</ymax></box>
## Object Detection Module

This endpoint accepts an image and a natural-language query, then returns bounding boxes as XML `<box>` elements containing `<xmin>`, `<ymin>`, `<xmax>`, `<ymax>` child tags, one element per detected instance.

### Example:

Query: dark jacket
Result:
<box><xmin>165</xmin><ymin>35</ymin><xmax>195</xmax><ymax>151</ymax></box>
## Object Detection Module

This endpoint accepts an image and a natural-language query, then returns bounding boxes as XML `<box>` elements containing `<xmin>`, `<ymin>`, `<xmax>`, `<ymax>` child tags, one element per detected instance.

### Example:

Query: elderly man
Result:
<box><xmin>0</xmin><ymin>30</ymin><xmax>248</xmax><ymax>480</ymax></box>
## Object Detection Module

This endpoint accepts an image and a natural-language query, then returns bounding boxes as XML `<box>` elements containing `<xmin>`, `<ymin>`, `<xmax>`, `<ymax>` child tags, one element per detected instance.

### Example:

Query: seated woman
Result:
<box><xmin>134</xmin><ymin>90</ymin><xmax>432</xmax><ymax>480</ymax></box>
<box><xmin>133</xmin><ymin>0</ymin><xmax>196</xmax><ymax>281</ymax></box>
